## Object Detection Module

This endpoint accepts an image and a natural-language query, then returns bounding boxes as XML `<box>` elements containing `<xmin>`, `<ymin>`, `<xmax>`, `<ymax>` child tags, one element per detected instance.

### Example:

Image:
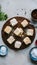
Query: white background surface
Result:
<box><xmin>0</xmin><ymin>0</ymin><xmax>37</xmax><ymax>65</ymax></box>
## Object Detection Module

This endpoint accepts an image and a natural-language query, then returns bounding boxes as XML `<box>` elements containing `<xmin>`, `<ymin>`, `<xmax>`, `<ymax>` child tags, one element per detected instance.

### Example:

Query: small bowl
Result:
<box><xmin>31</xmin><ymin>9</ymin><xmax>37</xmax><ymax>22</ymax></box>
<box><xmin>0</xmin><ymin>45</ymin><xmax>8</xmax><ymax>57</ymax></box>
<box><xmin>29</xmin><ymin>47</ymin><xmax>37</xmax><ymax>63</ymax></box>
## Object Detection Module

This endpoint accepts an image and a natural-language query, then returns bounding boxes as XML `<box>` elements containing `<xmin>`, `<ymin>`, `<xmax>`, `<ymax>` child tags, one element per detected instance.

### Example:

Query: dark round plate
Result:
<box><xmin>1</xmin><ymin>16</ymin><xmax>35</xmax><ymax>50</ymax></box>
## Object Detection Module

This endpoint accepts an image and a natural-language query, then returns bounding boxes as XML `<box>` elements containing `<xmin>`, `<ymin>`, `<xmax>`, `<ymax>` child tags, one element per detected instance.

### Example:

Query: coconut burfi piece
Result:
<box><xmin>14</xmin><ymin>28</ymin><xmax>20</xmax><ymax>36</ymax></box>
<box><xmin>23</xmin><ymin>37</ymin><xmax>31</xmax><ymax>45</ymax></box>
<box><xmin>26</xmin><ymin>29</ymin><xmax>34</xmax><ymax>36</ymax></box>
<box><xmin>14</xmin><ymin>41</ymin><xmax>22</xmax><ymax>48</ymax></box>
<box><xmin>4</xmin><ymin>26</ymin><xmax>12</xmax><ymax>34</ymax></box>
<box><xmin>7</xmin><ymin>36</ymin><xmax>15</xmax><ymax>44</ymax></box>
<box><xmin>14</xmin><ymin>27</ymin><xmax>23</xmax><ymax>36</ymax></box>
<box><xmin>21</xmin><ymin>20</ymin><xmax>28</xmax><ymax>27</ymax></box>
<box><xmin>10</xmin><ymin>18</ymin><xmax>18</xmax><ymax>26</ymax></box>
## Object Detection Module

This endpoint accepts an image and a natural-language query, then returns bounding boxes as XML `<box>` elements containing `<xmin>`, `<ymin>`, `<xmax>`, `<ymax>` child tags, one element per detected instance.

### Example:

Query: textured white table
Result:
<box><xmin>0</xmin><ymin>0</ymin><xmax>37</xmax><ymax>65</ymax></box>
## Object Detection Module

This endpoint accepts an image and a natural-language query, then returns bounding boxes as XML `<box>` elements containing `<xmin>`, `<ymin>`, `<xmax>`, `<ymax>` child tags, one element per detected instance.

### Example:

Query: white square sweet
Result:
<box><xmin>14</xmin><ymin>27</ymin><xmax>23</xmax><ymax>36</ymax></box>
<box><xmin>14</xmin><ymin>28</ymin><xmax>20</xmax><ymax>36</ymax></box>
<box><xmin>7</xmin><ymin>36</ymin><xmax>15</xmax><ymax>44</ymax></box>
<box><xmin>14</xmin><ymin>41</ymin><xmax>21</xmax><ymax>48</ymax></box>
<box><xmin>26</xmin><ymin>29</ymin><xmax>34</xmax><ymax>36</ymax></box>
<box><xmin>10</xmin><ymin>18</ymin><xmax>18</xmax><ymax>26</ymax></box>
<box><xmin>4</xmin><ymin>26</ymin><xmax>12</xmax><ymax>34</ymax></box>
<box><xmin>21</xmin><ymin>20</ymin><xmax>28</xmax><ymax>27</ymax></box>
<box><xmin>23</xmin><ymin>37</ymin><xmax>31</xmax><ymax>45</ymax></box>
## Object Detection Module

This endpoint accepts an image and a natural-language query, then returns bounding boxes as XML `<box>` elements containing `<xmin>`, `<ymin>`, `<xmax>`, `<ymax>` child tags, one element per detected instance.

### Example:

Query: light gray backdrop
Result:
<box><xmin>0</xmin><ymin>0</ymin><xmax>37</xmax><ymax>65</ymax></box>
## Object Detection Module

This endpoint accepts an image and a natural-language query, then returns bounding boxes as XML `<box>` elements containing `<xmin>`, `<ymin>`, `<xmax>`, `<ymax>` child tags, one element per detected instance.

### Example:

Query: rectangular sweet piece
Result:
<box><xmin>26</xmin><ymin>29</ymin><xmax>34</xmax><ymax>36</ymax></box>
<box><xmin>14</xmin><ymin>41</ymin><xmax>21</xmax><ymax>48</ymax></box>
<box><xmin>10</xmin><ymin>18</ymin><xmax>18</xmax><ymax>26</ymax></box>
<box><xmin>4</xmin><ymin>26</ymin><xmax>12</xmax><ymax>34</ymax></box>
<box><xmin>23</xmin><ymin>37</ymin><xmax>31</xmax><ymax>45</ymax></box>
<box><xmin>21</xmin><ymin>20</ymin><xmax>28</xmax><ymax>27</ymax></box>
<box><xmin>14</xmin><ymin>27</ymin><xmax>23</xmax><ymax>36</ymax></box>
<box><xmin>7</xmin><ymin>36</ymin><xmax>15</xmax><ymax>44</ymax></box>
